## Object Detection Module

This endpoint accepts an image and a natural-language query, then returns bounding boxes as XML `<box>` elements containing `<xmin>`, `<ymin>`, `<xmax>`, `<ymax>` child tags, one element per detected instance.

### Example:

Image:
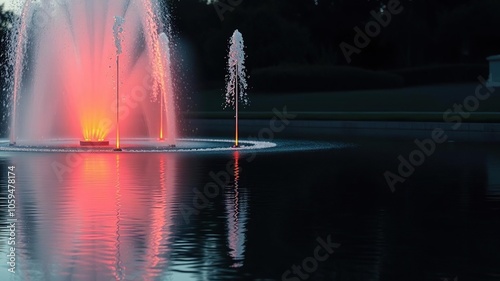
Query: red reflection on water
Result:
<box><xmin>226</xmin><ymin>151</ymin><xmax>248</xmax><ymax>267</ymax></box>
<box><xmin>17</xmin><ymin>154</ymin><xmax>178</xmax><ymax>280</ymax></box>
<box><xmin>144</xmin><ymin>155</ymin><xmax>176</xmax><ymax>279</ymax></box>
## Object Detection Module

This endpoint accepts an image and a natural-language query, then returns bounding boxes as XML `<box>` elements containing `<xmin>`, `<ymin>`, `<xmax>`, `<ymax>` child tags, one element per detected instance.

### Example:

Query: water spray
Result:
<box><xmin>225</xmin><ymin>30</ymin><xmax>249</xmax><ymax>148</ymax></box>
<box><xmin>113</xmin><ymin>16</ymin><xmax>125</xmax><ymax>151</ymax></box>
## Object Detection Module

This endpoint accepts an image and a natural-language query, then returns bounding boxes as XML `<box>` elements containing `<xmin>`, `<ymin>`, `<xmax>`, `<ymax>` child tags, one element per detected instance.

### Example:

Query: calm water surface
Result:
<box><xmin>0</xmin><ymin>135</ymin><xmax>499</xmax><ymax>281</ymax></box>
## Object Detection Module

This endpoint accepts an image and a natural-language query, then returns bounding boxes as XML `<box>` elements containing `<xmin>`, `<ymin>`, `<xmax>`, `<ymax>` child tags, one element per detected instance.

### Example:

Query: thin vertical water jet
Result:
<box><xmin>224</xmin><ymin>30</ymin><xmax>249</xmax><ymax>148</ymax></box>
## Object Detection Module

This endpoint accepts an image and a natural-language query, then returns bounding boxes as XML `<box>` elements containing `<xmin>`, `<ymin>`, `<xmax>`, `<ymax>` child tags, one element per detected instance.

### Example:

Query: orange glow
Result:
<box><xmin>159</xmin><ymin>116</ymin><xmax>164</xmax><ymax>140</ymax></box>
<box><xmin>159</xmin><ymin>92</ymin><xmax>164</xmax><ymax>140</ymax></box>
<box><xmin>79</xmin><ymin>89</ymin><xmax>113</xmax><ymax>142</ymax></box>
<box><xmin>116</xmin><ymin>126</ymin><xmax>120</xmax><ymax>149</ymax></box>
<box><xmin>235</xmin><ymin>135</ymin><xmax>239</xmax><ymax>147</ymax></box>
<box><xmin>82</xmin><ymin>116</ymin><xmax>110</xmax><ymax>141</ymax></box>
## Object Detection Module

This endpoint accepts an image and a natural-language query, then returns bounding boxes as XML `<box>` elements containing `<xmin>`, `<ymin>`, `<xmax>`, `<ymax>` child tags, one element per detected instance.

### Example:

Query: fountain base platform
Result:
<box><xmin>80</xmin><ymin>140</ymin><xmax>110</xmax><ymax>146</ymax></box>
<box><xmin>0</xmin><ymin>138</ymin><xmax>329</xmax><ymax>154</ymax></box>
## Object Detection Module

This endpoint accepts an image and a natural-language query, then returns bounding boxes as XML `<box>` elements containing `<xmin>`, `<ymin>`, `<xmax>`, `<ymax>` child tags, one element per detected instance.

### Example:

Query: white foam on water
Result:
<box><xmin>0</xmin><ymin>138</ymin><xmax>349</xmax><ymax>154</ymax></box>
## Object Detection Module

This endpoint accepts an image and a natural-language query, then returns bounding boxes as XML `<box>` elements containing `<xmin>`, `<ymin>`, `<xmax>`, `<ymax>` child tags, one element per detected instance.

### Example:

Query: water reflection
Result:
<box><xmin>0</xmin><ymin>141</ymin><xmax>499</xmax><ymax>280</ymax></box>
<box><xmin>1</xmin><ymin>153</ymin><xmax>178</xmax><ymax>281</ymax></box>
<box><xmin>225</xmin><ymin>151</ymin><xmax>248</xmax><ymax>268</ymax></box>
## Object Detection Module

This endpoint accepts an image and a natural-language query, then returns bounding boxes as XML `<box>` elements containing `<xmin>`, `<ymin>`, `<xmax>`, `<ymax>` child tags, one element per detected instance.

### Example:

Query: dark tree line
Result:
<box><xmin>164</xmin><ymin>0</ymin><xmax>500</xmax><ymax>82</ymax></box>
<box><xmin>1</xmin><ymin>1</ymin><xmax>500</xmax><ymax>89</ymax></box>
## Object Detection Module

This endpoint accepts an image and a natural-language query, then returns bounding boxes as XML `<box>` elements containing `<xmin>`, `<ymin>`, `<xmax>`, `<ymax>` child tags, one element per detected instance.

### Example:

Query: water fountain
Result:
<box><xmin>1</xmin><ymin>1</ymin><xmax>335</xmax><ymax>154</ymax></box>
<box><xmin>8</xmin><ymin>0</ymin><xmax>177</xmax><ymax>147</ymax></box>
<box><xmin>2</xmin><ymin>1</ymin><xmax>279</xmax><ymax>153</ymax></box>
<box><xmin>225</xmin><ymin>29</ymin><xmax>249</xmax><ymax>148</ymax></box>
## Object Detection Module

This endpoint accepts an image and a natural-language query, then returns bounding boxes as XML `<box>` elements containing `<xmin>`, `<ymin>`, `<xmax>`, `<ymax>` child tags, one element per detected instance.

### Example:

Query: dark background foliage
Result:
<box><xmin>0</xmin><ymin>0</ymin><xmax>498</xmax><ymax>117</ymax></box>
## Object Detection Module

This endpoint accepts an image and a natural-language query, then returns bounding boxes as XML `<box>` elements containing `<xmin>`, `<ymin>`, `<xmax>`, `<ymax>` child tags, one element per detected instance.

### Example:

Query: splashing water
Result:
<box><xmin>8</xmin><ymin>0</ymin><xmax>178</xmax><ymax>145</ymax></box>
<box><xmin>113</xmin><ymin>16</ymin><xmax>125</xmax><ymax>55</ymax></box>
<box><xmin>159</xmin><ymin>32</ymin><xmax>177</xmax><ymax>145</ymax></box>
<box><xmin>225</xmin><ymin>30</ymin><xmax>249</xmax><ymax>109</ymax></box>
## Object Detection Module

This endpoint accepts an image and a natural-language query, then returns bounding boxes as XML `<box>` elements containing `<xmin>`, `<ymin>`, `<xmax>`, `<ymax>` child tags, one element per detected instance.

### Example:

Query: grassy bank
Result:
<box><xmin>188</xmin><ymin>83</ymin><xmax>500</xmax><ymax>122</ymax></box>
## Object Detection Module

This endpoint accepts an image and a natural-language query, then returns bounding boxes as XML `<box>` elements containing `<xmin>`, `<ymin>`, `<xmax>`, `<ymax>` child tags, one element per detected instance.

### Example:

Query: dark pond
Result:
<box><xmin>0</xmin><ymin>129</ymin><xmax>499</xmax><ymax>281</ymax></box>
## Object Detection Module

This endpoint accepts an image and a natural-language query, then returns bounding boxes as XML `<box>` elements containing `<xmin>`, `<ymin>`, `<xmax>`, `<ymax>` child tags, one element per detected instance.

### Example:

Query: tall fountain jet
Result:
<box><xmin>112</xmin><ymin>16</ymin><xmax>125</xmax><ymax>151</ymax></box>
<box><xmin>8</xmin><ymin>0</ymin><xmax>178</xmax><ymax>146</ymax></box>
<box><xmin>159</xmin><ymin>32</ymin><xmax>177</xmax><ymax>146</ymax></box>
<box><xmin>225</xmin><ymin>30</ymin><xmax>249</xmax><ymax>148</ymax></box>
